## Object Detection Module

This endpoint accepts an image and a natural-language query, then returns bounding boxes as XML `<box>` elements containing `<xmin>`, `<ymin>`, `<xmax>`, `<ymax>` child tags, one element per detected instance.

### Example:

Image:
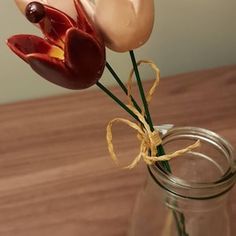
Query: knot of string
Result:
<box><xmin>106</xmin><ymin>60</ymin><xmax>200</xmax><ymax>169</ymax></box>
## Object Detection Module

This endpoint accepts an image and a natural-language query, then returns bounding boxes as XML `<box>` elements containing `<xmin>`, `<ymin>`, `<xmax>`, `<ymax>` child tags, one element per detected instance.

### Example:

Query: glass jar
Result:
<box><xmin>128</xmin><ymin>127</ymin><xmax>236</xmax><ymax>236</ymax></box>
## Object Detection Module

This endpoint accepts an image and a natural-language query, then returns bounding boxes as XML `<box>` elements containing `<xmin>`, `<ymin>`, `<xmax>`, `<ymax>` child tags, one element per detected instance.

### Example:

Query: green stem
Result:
<box><xmin>158</xmin><ymin>145</ymin><xmax>171</xmax><ymax>173</ymax></box>
<box><xmin>129</xmin><ymin>51</ymin><xmax>189</xmax><ymax>235</ymax></box>
<box><xmin>106</xmin><ymin>62</ymin><xmax>142</xmax><ymax>114</ymax></box>
<box><xmin>129</xmin><ymin>51</ymin><xmax>154</xmax><ymax>131</ymax></box>
<box><xmin>173</xmin><ymin>211</ymin><xmax>184</xmax><ymax>236</ymax></box>
<box><xmin>96</xmin><ymin>81</ymin><xmax>139</xmax><ymax>122</ymax></box>
<box><xmin>129</xmin><ymin>51</ymin><xmax>171</xmax><ymax>169</ymax></box>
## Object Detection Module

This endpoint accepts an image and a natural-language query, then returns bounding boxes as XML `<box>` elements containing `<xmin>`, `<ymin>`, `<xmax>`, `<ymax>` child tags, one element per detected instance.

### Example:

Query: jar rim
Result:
<box><xmin>150</xmin><ymin>126</ymin><xmax>236</xmax><ymax>199</ymax></box>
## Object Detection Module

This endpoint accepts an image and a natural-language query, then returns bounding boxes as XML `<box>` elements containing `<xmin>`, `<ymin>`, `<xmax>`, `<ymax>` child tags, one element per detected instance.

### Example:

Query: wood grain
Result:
<box><xmin>0</xmin><ymin>65</ymin><xmax>235</xmax><ymax>236</ymax></box>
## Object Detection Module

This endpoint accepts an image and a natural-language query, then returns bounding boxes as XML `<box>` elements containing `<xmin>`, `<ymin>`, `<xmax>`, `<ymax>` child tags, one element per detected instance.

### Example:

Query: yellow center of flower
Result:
<box><xmin>48</xmin><ymin>46</ymin><xmax>64</xmax><ymax>60</ymax></box>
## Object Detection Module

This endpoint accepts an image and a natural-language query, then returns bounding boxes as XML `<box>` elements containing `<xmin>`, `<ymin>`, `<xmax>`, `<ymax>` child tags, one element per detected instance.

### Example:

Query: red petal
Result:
<box><xmin>65</xmin><ymin>28</ymin><xmax>106</xmax><ymax>86</ymax></box>
<box><xmin>7</xmin><ymin>35</ymin><xmax>52</xmax><ymax>62</ymax></box>
<box><xmin>39</xmin><ymin>5</ymin><xmax>76</xmax><ymax>48</ymax></box>
<box><xmin>27</xmin><ymin>53</ymin><xmax>97</xmax><ymax>89</ymax></box>
<box><xmin>74</xmin><ymin>0</ymin><xmax>100</xmax><ymax>39</ymax></box>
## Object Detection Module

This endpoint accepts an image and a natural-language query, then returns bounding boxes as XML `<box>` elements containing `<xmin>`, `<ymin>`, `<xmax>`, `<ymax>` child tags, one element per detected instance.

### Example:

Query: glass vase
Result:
<box><xmin>128</xmin><ymin>127</ymin><xmax>236</xmax><ymax>236</ymax></box>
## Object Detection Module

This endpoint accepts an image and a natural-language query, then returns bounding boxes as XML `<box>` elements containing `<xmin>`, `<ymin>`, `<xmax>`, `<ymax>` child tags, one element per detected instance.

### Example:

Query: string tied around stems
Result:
<box><xmin>106</xmin><ymin>60</ymin><xmax>201</xmax><ymax>169</ymax></box>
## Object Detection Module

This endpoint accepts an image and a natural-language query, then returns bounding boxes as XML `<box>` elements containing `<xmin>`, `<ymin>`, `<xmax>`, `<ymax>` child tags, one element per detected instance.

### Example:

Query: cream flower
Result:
<box><xmin>81</xmin><ymin>0</ymin><xmax>155</xmax><ymax>52</ymax></box>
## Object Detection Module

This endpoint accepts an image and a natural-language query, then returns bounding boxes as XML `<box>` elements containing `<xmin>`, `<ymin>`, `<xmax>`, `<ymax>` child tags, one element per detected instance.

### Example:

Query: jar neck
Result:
<box><xmin>149</xmin><ymin>127</ymin><xmax>236</xmax><ymax>200</ymax></box>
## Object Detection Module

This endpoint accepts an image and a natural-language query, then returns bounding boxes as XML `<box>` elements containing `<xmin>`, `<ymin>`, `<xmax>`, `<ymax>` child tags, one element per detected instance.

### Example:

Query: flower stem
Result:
<box><xmin>129</xmin><ymin>51</ymin><xmax>171</xmax><ymax>170</ymax></box>
<box><xmin>96</xmin><ymin>81</ymin><xmax>139</xmax><ymax>122</ymax></box>
<box><xmin>158</xmin><ymin>145</ymin><xmax>171</xmax><ymax>173</ymax></box>
<box><xmin>129</xmin><ymin>51</ymin><xmax>187</xmax><ymax>235</ymax></box>
<box><xmin>129</xmin><ymin>51</ymin><xmax>154</xmax><ymax>131</ymax></box>
<box><xmin>106</xmin><ymin>62</ymin><xmax>142</xmax><ymax>114</ymax></box>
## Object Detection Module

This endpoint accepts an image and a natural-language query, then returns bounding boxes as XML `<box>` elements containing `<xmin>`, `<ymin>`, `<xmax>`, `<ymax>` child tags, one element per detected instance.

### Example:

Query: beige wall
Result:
<box><xmin>0</xmin><ymin>0</ymin><xmax>235</xmax><ymax>104</ymax></box>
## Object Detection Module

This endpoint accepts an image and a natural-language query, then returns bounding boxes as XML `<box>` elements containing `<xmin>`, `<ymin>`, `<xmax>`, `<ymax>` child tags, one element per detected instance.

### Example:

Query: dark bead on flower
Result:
<box><xmin>25</xmin><ymin>2</ymin><xmax>46</xmax><ymax>23</ymax></box>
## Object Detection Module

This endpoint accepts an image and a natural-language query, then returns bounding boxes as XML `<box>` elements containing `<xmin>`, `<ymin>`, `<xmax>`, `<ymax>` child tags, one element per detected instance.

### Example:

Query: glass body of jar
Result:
<box><xmin>128</xmin><ymin>127</ymin><xmax>236</xmax><ymax>236</ymax></box>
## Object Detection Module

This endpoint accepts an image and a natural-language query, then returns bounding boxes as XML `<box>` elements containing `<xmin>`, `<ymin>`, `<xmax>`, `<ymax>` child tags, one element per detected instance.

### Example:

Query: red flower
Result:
<box><xmin>7</xmin><ymin>1</ymin><xmax>106</xmax><ymax>89</ymax></box>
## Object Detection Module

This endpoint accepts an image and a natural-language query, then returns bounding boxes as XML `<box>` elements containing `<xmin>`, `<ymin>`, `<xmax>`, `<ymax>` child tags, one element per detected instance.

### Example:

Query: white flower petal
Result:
<box><xmin>88</xmin><ymin>0</ymin><xmax>155</xmax><ymax>52</ymax></box>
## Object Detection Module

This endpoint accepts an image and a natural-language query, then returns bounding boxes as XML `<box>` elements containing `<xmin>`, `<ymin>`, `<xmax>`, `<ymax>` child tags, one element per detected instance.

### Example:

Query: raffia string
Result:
<box><xmin>106</xmin><ymin>60</ymin><xmax>200</xmax><ymax>169</ymax></box>
<box><xmin>127</xmin><ymin>60</ymin><xmax>160</xmax><ymax>110</ymax></box>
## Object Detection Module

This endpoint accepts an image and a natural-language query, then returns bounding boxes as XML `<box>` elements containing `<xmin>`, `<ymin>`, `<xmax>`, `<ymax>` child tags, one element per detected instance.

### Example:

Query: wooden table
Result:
<box><xmin>0</xmin><ymin>65</ymin><xmax>235</xmax><ymax>236</ymax></box>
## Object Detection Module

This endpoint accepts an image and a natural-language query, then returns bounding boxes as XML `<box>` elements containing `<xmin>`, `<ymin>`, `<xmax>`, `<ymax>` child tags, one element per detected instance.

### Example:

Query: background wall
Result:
<box><xmin>0</xmin><ymin>0</ymin><xmax>235</xmax><ymax>104</ymax></box>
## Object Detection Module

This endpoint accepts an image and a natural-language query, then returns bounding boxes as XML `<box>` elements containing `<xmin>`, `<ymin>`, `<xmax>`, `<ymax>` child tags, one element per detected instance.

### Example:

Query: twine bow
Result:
<box><xmin>106</xmin><ymin>60</ymin><xmax>200</xmax><ymax>169</ymax></box>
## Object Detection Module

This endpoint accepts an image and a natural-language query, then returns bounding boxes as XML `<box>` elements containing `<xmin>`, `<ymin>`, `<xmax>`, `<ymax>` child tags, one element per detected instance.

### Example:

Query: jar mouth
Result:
<box><xmin>150</xmin><ymin>127</ymin><xmax>236</xmax><ymax>199</ymax></box>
